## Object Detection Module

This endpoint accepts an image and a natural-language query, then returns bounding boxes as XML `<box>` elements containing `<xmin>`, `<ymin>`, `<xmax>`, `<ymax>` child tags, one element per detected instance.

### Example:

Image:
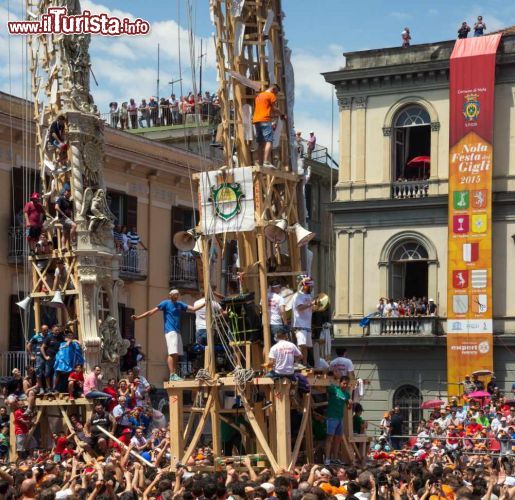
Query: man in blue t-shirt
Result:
<box><xmin>132</xmin><ymin>289</ymin><xmax>202</xmax><ymax>381</ymax></box>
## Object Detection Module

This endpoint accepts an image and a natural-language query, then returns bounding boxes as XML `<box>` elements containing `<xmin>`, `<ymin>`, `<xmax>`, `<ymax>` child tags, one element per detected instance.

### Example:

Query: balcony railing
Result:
<box><xmin>0</xmin><ymin>351</ymin><xmax>28</xmax><ymax>377</ymax></box>
<box><xmin>392</xmin><ymin>180</ymin><xmax>430</xmax><ymax>199</ymax></box>
<box><xmin>120</xmin><ymin>248</ymin><xmax>148</xmax><ymax>281</ymax></box>
<box><xmin>299</xmin><ymin>139</ymin><xmax>339</xmax><ymax>169</ymax></box>
<box><xmin>8</xmin><ymin>226</ymin><xmax>26</xmax><ymax>263</ymax></box>
<box><xmin>368</xmin><ymin>316</ymin><xmax>439</xmax><ymax>336</ymax></box>
<box><xmin>170</xmin><ymin>255</ymin><xmax>199</xmax><ymax>289</ymax></box>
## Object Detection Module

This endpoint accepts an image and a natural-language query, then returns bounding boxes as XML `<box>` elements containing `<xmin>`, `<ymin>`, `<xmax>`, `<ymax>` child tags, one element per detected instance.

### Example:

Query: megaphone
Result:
<box><xmin>48</xmin><ymin>290</ymin><xmax>66</xmax><ymax>309</ymax></box>
<box><xmin>16</xmin><ymin>296</ymin><xmax>31</xmax><ymax>311</ymax></box>
<box><xmin>173</xmin><ymin>230</ymin><xmax>196</xmax><ymax>252</ymax></box>
<box><xmin>264</xmin><ymin>219</ymin><xmax>287</xmax><ymax>243</ymax></box>
<box><xmin>292</xmin><ymin>223</ymin><xmax>315</xmax><ymax>247</ymax></box>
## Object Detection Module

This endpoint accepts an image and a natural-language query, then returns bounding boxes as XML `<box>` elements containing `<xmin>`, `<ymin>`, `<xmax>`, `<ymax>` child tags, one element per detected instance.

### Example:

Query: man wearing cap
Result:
<box><xmin>428</xmin><ymin>298</ymin><xmax>437</xmax><ymax>316</ymax></box>
<box><xmin>23</xmin><ymin>192</ymin><xmax>44</xmax><ymax>253</ymax></box>
<box><xmin>132</xmin><ymin>290</ymin><xmax>203</xmax><ymax>381</ymax></box>
<box><xmin>55</xmin><ymin>185</ymin><xmax>76</xmax><ymax>250</ymax></box>
<box><xmin>307</xmin><ymin>131</ymin><xmax>316</xmax><ymax>158</ymax></box>
<box><xmin>268</xmin><ymin>281</ymin><xmax>287</xmax><ymax>344</ymax></box>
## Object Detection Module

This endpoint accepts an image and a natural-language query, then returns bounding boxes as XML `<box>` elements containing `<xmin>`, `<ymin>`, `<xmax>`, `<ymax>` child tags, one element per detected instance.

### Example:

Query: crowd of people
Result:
<box><xmin>376</xmin><ymin>297</ymin><xmax>438</xmax><ymax>318</ymax></box>
<box><xmin>402</xmin><ymin>15</ymin><xmax>489</xmax><ymax>48</ymax></box>
<box><xmin>107</xmin><ymin>92</ymin><xmax>220</xmax><ymax>130</ymax></box>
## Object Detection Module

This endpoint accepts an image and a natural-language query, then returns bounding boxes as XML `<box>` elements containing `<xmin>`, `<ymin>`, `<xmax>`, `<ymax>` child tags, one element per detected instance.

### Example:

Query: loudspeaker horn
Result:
<box><xmin>48</xmin><ymin>290</ymin><xmax>66</xmax><ymax>309</ymax></box>
<box><xmin>192</xmin><ymin>238</ymin><xmax>202</xmax><ymax>255</ymax></box>
<box><xmin>173</xmin><ymin>229</ymin><xmax>196</xmax><ymax>252</ymax></box>
<box><xmin>292</xmin><ymin>222</ymin><xmax>315</xmax><ymax>247</ymax></box>
<box><xmin>16</xmin><ymin>296</ymin><xmax>31</xmax><ymax>310</ymax></box>
<box><xmin>264</xmin><ymin>219</ymin><xmax>288</xmax><ymax>243</ymax></box>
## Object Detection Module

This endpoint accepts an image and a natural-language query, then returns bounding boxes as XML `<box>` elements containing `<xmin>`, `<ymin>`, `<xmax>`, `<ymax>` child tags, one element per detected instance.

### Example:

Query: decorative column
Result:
<box><xmin>336</xmin><ymin>94</ymin><xmax>352</xmax><ymax>201</ymax></box>
<box><xmin>430</xmin><ymin>121</ymin><xmax>441</xmax><ymax>191</ymax></box>
<box><xmin>349</xmin><ymin>228</ymin><xmax>366</xmax><ymax>319</ymax></box>
<box><xmin>353</xmin><ymin>96</ymin><xmax>368</xmax><ymax>200</ymax></box>
<box><xmin>334</xmin><ymin>228</ymin><xmax>350</xmax><ymax>318</ymax></box>
<box><xmin>382</xmin><ymin>126</ymin><xmax>393</xmax><ymax>197</ymax></box>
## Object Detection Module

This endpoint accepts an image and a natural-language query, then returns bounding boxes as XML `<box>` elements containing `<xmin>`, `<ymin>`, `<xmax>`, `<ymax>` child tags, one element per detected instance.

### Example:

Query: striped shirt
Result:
<box><xmin>127</xmin><ymin>231</ymin><xmax>140</xmax><ymax>247</ymax></box>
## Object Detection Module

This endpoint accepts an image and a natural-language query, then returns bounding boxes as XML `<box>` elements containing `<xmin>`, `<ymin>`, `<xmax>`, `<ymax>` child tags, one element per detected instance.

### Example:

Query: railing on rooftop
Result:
<box><xmin>367</xmin><ymin>316</ymin><xmax>440</xmax><ymax>336</ymax></box>
<box><xmin>119</xmin><ymin>248</ymin><xmax>148</xmax><ymax>281</ymax></box>
<box><xmin>0</xmin><ymin>351</ymin><xmax>28</xmax><ymax>377</ymax></box>
<box><xmin>170</xmin><ymin>255</ymin><xmax>199</xmax><ymax>289</ymax></box>
<box><xmin>392</xmin><ymin>180</ymin><xmax>430</xmax><ymax>199</ymax></box>
<box><xmin>299</xmin><ymin>139</ymin><xmax>339</xmax><ymax>169</ymax></box>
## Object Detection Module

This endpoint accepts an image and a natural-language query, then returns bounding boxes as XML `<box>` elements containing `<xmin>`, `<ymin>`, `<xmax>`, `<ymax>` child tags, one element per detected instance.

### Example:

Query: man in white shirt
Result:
<box><xmin>266</xmin><ymin>330</ymin><xmax>302</xmax><ymax>378</ymax></box>
<box><xmin>112</xmin><ymin>396</ymin><xmax>131</xmax><ymax>435</ymax></box>
<box><xmin>330</xmin><ymin>348</ymin><xmax>355</xmax><ymax>380</ymax></box>
<box><xmin>193</xmin><ymin>296</ymin><xmax>222</xmax><ymax>346</ymax></box>
<box><xmin>292</xmin><ymin>278</ymin><xmax>315</xmax><ymax>365</ymax></box>
<box><xmin>268</xmin><ymin>282</ymin><xmax>287</xmax><ymax>343</ymax></box>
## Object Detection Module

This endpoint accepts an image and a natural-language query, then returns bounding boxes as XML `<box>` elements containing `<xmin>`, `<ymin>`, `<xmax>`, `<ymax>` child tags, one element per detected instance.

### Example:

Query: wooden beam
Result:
<box><xmin>289</xmin><ymin>393</ymin><xmax>311</xmax><ymax>470</ymax></box>
<box><xmin>181</xmin><ymin>391</ymin><xmax>215</xmax><ymax>465</ymax></box>
<box><xmin>169</xmin><ymin>388</ymin><xmax>184</xmax><ymax>460</ymax></box>
<box><xmin>274</xmin><ymin>380</ymin><xmax>292</xmax><ymax>468</ymax></box>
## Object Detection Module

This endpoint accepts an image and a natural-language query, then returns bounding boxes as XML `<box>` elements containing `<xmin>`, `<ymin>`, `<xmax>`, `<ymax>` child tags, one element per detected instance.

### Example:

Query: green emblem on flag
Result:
<box><xmin>210</xmin><ymin>183</ymin><xmax>244</xmax><ymax>221</ymax></box>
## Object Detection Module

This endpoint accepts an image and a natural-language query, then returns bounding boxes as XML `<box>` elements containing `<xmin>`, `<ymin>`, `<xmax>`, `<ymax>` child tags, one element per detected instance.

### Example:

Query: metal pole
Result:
<box><xmin>157</xmin><ymin>43</ymin><xmax>160</xmax><ymax>101</ymax></box>
<box><xmin>199</xmin><ymin>39</ymin><xmax>203</xmax><ymax>95</ymax></box>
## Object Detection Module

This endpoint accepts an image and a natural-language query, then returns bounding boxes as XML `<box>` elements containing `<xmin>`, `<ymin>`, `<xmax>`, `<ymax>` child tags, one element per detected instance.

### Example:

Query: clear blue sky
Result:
<box><xmin>0</xmin><ymin>0</ymin><xmax>513</xmax><ymax>152</ymax></box>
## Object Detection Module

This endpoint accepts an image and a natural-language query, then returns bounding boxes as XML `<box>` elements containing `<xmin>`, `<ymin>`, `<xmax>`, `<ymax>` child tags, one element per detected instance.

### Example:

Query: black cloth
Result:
<box><xmin>42</xmin><ymin>332</ymin><xmax>65</xmax><ymax>358</ymax></box>
<box><xmin>390</xmin><ymin>413</ymin><xmax>404</xmax><ymax>435</ymax></box>
<box><xmin>89</xmin><ymin>411</ymin><xmax>111</xmax><ymax>438</ymax></box>
<box><xmin>56</xmin><ymin>196</ymin><xmax>73</xmax><ymax>221</ymax></box>
<box><xmin>120</xmin><ymin>347</ymin><xmax>139</xmax><ymax>372</ymax></box>
<box><xmin>49</xmin><ymin>120</ymin><xmax>64</xmax><ymax>142</ymax></box>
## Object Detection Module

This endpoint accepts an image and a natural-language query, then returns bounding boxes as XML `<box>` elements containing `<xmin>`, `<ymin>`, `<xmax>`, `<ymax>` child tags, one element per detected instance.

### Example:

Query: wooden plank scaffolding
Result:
<box><xmin>166</xmin><ymin>0</ymin><xmax>369</xmax><ymax>470</ymax></box>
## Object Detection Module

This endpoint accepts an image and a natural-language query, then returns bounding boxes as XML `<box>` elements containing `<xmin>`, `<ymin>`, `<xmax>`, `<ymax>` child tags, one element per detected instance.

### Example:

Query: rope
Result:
<box><xmin>195</xmin><ymin>368</ymin><xmax>213</xmax><ymax>382</ymax></box>
<box><xmin>233</xmin><ymin>367</ymin><xmax>254</xmax><ymax>392</ymax></box>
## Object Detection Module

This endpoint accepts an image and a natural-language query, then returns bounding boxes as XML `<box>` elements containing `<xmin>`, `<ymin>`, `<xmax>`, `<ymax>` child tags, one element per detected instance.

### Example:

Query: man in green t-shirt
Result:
<box><xmin>324</xmin><ymin>375</ymin><xmax>351</xmax><ymax>465</ymax></box>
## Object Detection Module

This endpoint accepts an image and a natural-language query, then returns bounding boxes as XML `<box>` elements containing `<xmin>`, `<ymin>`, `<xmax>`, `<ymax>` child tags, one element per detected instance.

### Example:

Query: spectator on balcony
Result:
<box><xmin>462</xmin><ymin>374</ymin><xmax>475</xmax><ymax>395</ymax></box>
<box><xmin>138</xmin><ymin>98</ymin><xmax>150</xmax><ymax>128</ymax></box>
<box><xmin>27</xmin><ymin>324</ymin><xmax>49</xmax><ymax>394</ymax></box>
<box><xmin>120</xmin><ymin>338</ymin><xmax>145</xmax><ymax>373</ymax></box>
<box><xmin>376</xmin><ymin>298</ymin><xmax>386</xmax><ymax>317</ymax></box>
<box><xmin>428</xmin><ymin>298</ymin><xmax>438</xmax><ymax>316</ymax></box>
<box><xmin>113</xmin><ymin>224</ymin><xmax>124</xmax><ymax>253</ymax></box>
<box><xmin>127</xmin><ymin>226</ymin><xmax>146</xmax><ymax>251</ymax></box>
<box><xmin>128</xmin><ymin>98</ymin><xmax>138</xmax><ymax>129</ymax></box>
<box><xmin>131</xmin><ymin>289</ymin><xmax>204</xmax><ymax>381</ymax></box>
<box><xmin>253</xmin><ymin>84</ymin><xmax>281</xmax><ymax>168</ymax></box>
<box><xmin>401</xmin><ymin>27</ymin><xmax>411</xmax><ymax>48</ymax></box>
<box><xmin>457</xmin><ymin>21</ymin><xmax>471</xmax><ymax>39</ymax></box>
<box><xmin>109</xmin><ymin>102</ymin><xmax>120</xmax><ymax>128</ymax></box>
<box><xmin>149</xmin><ymin>97</ymin><xmax>159</xmax><ymax>127</ymax></box>
<box><xmin>295</xmin><ymin>131</ymin><xmax>304</xmax><ymax>158</ymax></box>
<box><xmin>170</xmin><ymin>94</ymin><xmax>180</xmax><ymax>124</ymax></box>
<box><xmin>119</xmin><ymin>102</ymin><xmax>129</xmax><ymax>131</ymax></box>
<box><xmin>160</xmin><ymin>97</ymin><xmax>171</xmax><ymax>126</ymax></box>
<box><xmin>40</xmin><ymin>325</ymin><xmax>65</xmax><ymax>393</ymax></box>
<box><xmin>474</xmin><ymin>16</ymin><xmax>486</xmax><ymax>36</ymax></box>
<box><xmin>23</xmin><ymin>192</ymin><xmax>44</xmax><ymax>254</ymax></box>
<box><xmin>307</xmin><ymin>131</ymin><xmax>316</xmax><ymax>159</ymax></box>
<box><xmin>55</xmin><ymin>185</ymin><xmax>76</xmax><ymax>250</ymax></box>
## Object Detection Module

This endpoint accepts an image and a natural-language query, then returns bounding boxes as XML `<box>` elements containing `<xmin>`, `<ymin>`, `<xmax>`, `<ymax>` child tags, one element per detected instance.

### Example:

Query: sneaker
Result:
<box><xmin>263</xmin><ymin>161</ymin><xmax>276</xmax><ymax>169</ymax></box>
<box><xmin>169</xmin><ymin>374</ymin><xmax>184</xmax><ymax>382</ymax></box>
<box><xmin>38</xmin><ymin>388</ymin><xmax>45</xmax><ymax>396</ymax></box>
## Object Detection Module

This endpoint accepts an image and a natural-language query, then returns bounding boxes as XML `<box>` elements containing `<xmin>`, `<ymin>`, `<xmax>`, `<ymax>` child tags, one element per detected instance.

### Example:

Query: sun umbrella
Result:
<box><xmin>420</xmin><ymin>399</ymin><xmax>445</xmax><ymax>409</ymax></box>
<box><xmin>472</xmin><ymin>369</ymin><xmax>493</xmax><ymax>376</ymax></box>
<box><xmin>467</xmin><ymin>390</ymin><xmax>491</xmax><ymax>399</ymax></box>
<box><xmin>407</xmin><ymin>156</ymin><xmax>431</xmax><ymax>168</ymax></box>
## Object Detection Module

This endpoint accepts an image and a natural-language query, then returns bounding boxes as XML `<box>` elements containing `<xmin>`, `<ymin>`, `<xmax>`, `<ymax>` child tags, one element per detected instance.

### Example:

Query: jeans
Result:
<box><xmin>138</xmin><ymin>115</ymin><xmax>150</xmax><ymax>128</ymax></box>
<box><xmin>85</xmin><ymin>390</ymin><xmax>113</xmax><ymax>400</ymax></box>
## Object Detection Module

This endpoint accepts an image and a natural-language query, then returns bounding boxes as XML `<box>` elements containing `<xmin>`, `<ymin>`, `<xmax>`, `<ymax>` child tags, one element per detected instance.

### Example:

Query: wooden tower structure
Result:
<box><xmin>165</xmin><ymin>0</ymin><xmax>368</xmax><ymax>470</ymax></box>
<box><xmin>26</xmin><ymin>0</ymin><xmax>126</xmax><ymax>375</ymax></box>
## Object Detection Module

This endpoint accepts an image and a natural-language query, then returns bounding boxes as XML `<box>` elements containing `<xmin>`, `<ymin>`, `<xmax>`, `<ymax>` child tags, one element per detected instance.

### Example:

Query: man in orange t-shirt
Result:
<box><xmin>253</xmin><ymin>85</ymin><xmax>280</xmax><ymax>167</ymax></box>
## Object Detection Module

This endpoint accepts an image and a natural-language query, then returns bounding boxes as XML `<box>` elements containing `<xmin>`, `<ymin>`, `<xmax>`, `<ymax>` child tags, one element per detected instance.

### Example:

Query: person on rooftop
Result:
<box><xmin>458</xmin><ymin>21</ymin><xmax>471</xmax><ymax>39</ymax></box>
<box><xmin>401</xmin><ymin>27</ymin><xmax>411</xmax><ymax>48</ymax></box>
<box><xmin>474</xmin><ymin>16</ymin><xmax>487</xmax><ymax>36</ymax></box>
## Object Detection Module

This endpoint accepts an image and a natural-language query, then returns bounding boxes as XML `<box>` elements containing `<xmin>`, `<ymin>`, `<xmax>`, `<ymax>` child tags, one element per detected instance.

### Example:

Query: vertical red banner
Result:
<box><xmin>447</xmin><ymin>34</ymin><xmax>501</xmax><ymax>396</ymax></box>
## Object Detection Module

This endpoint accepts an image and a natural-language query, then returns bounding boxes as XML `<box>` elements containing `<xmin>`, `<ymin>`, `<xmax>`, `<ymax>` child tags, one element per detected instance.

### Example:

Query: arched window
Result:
<box><xmin>390</xmin><ymin>239</ymin><xmax>428</xmax><ymax>299</ymax></box>
<box><xmin>393</xmin><ymin>105</ymin><xmax>431</xmax><ymax>182</ymax></box>
<box><xmin>393</xmin><ymin>385</ymin><xmax>422</xmax><ymax>434</ymax></box>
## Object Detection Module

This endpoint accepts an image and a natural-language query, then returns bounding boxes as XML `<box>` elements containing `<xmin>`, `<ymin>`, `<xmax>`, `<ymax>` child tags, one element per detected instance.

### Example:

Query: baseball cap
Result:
<box><xmin>169</xmin><ymin>289</ymin><xmax>180</xmax><ymax>295</ymax></box>
<box><xmin>260</xmin><ymin>483</ymin><xmax>275</xmax><ymax>494</ymax></box>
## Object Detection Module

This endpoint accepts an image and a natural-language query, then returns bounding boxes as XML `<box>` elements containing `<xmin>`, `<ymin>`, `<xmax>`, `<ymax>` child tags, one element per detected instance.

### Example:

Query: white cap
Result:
<box><xmin>260</xmin><ymin>483</ymin><xmax>275</xmax><ymax>494</ymax></box>
<box><xmin>429</xmin><ymin>298</ymin><xmax>434</xmax><ymax>302</ymax></box>
<box><xmin>310</xmin><ymin>130</ymin><xmax>314</xmax><ymax>134</ymax></box>
<box><xmin>320</xmin><ymin>468</ymin><xmax>332</xmax><ymax>476</ymax></box>
<box><xmin>169</xmin><ymin>289</ymin><xmax>180</xmax><ymax>295</ymax></box>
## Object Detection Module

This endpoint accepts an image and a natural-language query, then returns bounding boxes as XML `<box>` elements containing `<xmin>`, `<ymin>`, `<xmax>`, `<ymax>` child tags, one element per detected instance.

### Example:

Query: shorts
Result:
<box><xmin>196</xmin><ymin>329</ymin><xmax>207</xmax><ymax>346</ymax></box>
<box><xmin>165</xmin><ymin>331</ymin><xmax>183</xmax><ymax>356</ymax></box>
<box><xmin>35</xmin><ymin>355</ymin><xmax>45</xmax><ymax>378</ymax></box>
<box><xmin>326</xmin><ymin>417</ymin><xmax>343</xmax><ymax>436</ymax></box>
<box><xmin>16</xmin><ymin>434</ymin><xmax>37</xmax><ymax>452</ymax></box>
<box><xmin>254</xmin><ymin>121</ymin><xmax>273</xmax><ymax>143</ymax></box>
<box><xmin>26</xmin><ymin>226</ymin><xmax>42</xmax><ymax>240</ymax></box>
<box><xmin>295</xmin><ymin>328</ymin><xmax>312</xmax><ymax>347</ymax></box>
<box><xmin>61</xmin><ymin>218</ymin><xmax>74</xmax><ymax>230</ymax></box>
<box><xmin>44</xmin><ymin>358</ymin><xmax>55</xmax><ymax>378</ymax></box>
